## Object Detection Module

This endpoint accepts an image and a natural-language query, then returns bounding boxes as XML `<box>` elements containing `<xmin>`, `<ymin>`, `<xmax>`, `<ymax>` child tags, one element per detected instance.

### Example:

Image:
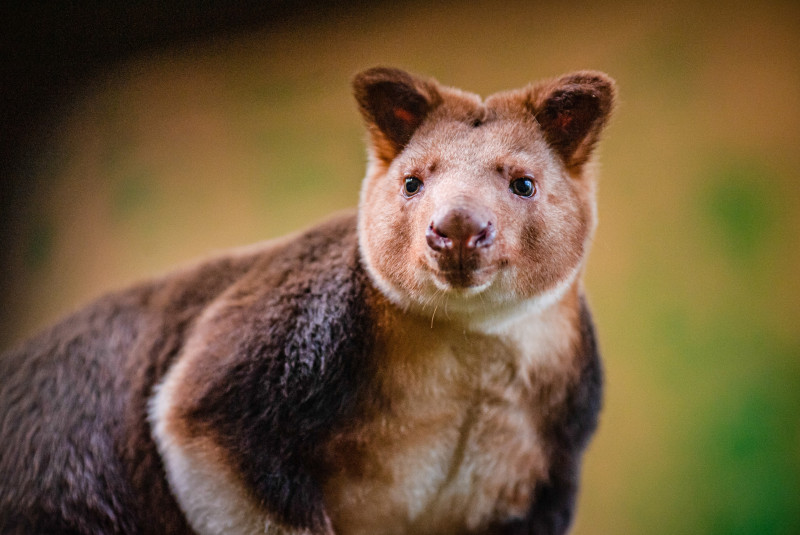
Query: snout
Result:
<box><xmin>426</xmin><ymin>207</ymin><xmax>496</xmax><ymax>253</ymax></box>
<box><xmin>425</xmin><ymin>205</ymin><xmax>497</xmax><ymax>289</ymax></box>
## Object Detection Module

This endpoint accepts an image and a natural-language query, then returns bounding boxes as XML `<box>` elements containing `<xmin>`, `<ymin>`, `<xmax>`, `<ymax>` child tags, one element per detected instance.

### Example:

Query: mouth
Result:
<box><xmin>423</xmin><ymin>261</ymin><xmax>499</xmax><ymax>292</ymax></box>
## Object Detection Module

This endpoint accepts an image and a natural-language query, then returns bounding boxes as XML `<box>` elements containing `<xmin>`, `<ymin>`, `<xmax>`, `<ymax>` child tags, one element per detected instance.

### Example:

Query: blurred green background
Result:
<box><xmin>2</xmin><ymin>0</ymin><xmax>799</xmax><ymax>533</ymax></box>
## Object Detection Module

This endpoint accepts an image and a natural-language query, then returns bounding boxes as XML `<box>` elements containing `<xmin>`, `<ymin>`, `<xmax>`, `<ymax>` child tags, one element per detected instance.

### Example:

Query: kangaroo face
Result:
<box><xmin>355</xmin><ymin>68</ymin><xmax>614</xmax><ymax>322</ymax></box>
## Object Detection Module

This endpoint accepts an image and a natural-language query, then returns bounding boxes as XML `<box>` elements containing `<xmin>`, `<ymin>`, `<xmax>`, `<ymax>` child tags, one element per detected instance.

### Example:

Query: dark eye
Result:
<box><xmin>510</xmin><ymin>176</ymin><xmax>536</xmax><ymax>197</ymax></box>
<box><xmin>403</xmin><ymin>176</ymin><xmax>423</xmax><ymax>197</ymax></box>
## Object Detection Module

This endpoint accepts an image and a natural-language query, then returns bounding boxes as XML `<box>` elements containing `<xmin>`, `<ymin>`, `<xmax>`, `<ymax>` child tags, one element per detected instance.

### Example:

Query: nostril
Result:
<box><xmin>467</xmin><ymin>221</ymin><xmax>495</xmax><ymax>249</ymax></box>
<box><xmin>426</xmin><ymin>223</ymin><xmax>452</xmax><ymax>251</ymax></box>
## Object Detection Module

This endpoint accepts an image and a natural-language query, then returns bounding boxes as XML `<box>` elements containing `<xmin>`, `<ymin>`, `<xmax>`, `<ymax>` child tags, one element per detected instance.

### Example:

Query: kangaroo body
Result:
<box><xmin>0</xmin><ymin>67</ymin><xmax>615</xmax><ymax>535</ymax></box>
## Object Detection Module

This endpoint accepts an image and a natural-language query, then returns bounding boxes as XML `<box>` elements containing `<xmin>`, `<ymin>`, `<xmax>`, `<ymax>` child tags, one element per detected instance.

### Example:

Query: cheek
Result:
<box><xmin>512</xmin><ymin>199</ymin><xmax>589</xmax><ymax>294</ymax></box>
<box><xmin>363</xmin><ymin>186</ymin><xmax>416</xmax><ymax>274</ymax></box>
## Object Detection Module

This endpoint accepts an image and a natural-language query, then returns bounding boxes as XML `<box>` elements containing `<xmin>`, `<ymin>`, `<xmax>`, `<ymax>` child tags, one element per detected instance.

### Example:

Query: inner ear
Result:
<box><xmin>353</xmin><ymin>67</ymin><xmax>441</xmax><ymax>161</ymax></box>
<box><xmin>530</xmin><ymin>72</ymin><xmax>616</xmax><ymax>171</ymax></box>
<box><xmin>366</xmin><ymin>80</ymin><xmax>429</xmax><ymax>148</ymax></box>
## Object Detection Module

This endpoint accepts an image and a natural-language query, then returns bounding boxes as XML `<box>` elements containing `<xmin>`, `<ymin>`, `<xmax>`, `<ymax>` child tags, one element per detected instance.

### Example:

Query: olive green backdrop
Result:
<box><xmin>2</xmin><ymin>0</ymin><xmax>798</xmax><ymax>533</ymax></box>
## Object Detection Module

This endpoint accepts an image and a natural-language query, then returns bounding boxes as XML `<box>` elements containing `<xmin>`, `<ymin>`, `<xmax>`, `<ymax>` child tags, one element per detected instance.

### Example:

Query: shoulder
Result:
<box><xmin>149</xmin><ymin>210</ymin><xmax>374</xmax><ymax>533</ymax></box>
<box><xmin>155</xmin><ymin>209</ymin><xmax>369</xmax><ymax>433</ymax></box>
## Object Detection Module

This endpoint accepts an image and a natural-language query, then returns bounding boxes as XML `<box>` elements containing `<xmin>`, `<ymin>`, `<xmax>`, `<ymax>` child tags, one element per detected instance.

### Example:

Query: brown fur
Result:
<box><xmin>356</xmin><ymin>68</ymin><xmax>612</xmax><ymax>320</ymax></box>
<box><xmin>0</xmin><ymin>67</ymin><xmax>614</xmax><ymax>535</ymax></box>
<box><xmin>321</xmin><ymin>286</ymin><xmax>586</xmax><ymax>534</ymax></box>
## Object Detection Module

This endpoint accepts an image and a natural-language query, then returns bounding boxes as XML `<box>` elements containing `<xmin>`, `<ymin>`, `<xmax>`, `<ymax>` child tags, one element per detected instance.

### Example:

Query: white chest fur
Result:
<box><xmin>323</xmin><ymin>305</ymin><xmax>578</xmax><ymax>535</ymax></box>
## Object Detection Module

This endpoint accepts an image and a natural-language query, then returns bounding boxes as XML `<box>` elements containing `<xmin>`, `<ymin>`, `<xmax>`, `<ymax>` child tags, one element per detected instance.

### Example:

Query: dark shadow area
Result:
<box><xmin>0</xmin><ymin>0</ymin><xmax>355</xmax><ymax>318</ymax></box>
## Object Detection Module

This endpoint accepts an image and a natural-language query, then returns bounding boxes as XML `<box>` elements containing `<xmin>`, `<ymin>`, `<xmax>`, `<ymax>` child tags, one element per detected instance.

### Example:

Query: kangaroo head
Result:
<box><xmin>354</xmin><ymin>67</ymin><xmax>615</xmax><ymax>322</ymax></box>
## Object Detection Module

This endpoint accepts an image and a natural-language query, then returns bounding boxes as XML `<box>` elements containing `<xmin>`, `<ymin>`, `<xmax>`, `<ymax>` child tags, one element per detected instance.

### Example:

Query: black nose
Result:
<box><xmin>426</xmin><ymin>208</ymin><xmax>495</xmax><ymax>252</ymax></box>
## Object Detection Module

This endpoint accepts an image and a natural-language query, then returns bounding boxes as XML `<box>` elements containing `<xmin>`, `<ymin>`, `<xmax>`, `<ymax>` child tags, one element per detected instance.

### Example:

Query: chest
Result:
<box><xmin>322</xmin><ymin>326</ymin><xmax>571</xmax><ymax>535</ymax></box>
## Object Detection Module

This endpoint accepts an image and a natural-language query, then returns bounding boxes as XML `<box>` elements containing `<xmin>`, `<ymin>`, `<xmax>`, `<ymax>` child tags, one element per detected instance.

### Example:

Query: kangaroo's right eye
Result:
<box><xmin>403</xmin><ymin>176</ymin><xmax>423</xmax><ymax>197</ymax></box>
<box><xmin>510</xmin><ymin>176</ymin><xmax>536</xmax><ymax>198</ymax></box>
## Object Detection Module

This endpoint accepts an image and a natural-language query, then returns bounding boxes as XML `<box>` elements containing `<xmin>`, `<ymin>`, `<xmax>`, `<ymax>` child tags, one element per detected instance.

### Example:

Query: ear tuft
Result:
<box><xmin>353</xmin><ymin>67</ymin><xmax>441</xmax><ymax>163</ymax></box>
<box><xmin>529</xmin><ymin>71</ymin><xmax>616</xmax><ymax>171</ymax></box>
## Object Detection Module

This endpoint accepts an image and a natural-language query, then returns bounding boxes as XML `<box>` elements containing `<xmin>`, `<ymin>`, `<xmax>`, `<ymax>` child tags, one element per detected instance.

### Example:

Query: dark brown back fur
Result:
<box><xmin>0</xmin><ymin>250</ymin><xmax>261</xmax><ymax>534</ymax></box>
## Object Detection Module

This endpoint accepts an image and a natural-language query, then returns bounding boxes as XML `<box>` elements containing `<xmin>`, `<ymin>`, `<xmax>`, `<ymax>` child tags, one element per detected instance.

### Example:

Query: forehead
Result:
<box><xmin>402</xmin><ymin>115</ymin><xmax>552</xmax><ymax>172</ymax></box>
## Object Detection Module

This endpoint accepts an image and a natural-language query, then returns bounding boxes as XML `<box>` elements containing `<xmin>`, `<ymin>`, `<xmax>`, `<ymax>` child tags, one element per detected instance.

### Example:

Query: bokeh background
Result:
<box><xmin>1</xmin><ymin>1</ymin><xmax>798</xmax><ymax>533</ymax></box>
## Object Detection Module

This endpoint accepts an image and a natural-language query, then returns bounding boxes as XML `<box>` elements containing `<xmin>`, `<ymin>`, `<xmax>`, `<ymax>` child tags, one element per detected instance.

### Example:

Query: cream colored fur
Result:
<box><xmin>323</xmin><ymin>286</ymin><xmax>580</xmax><ymax>534</ymax></box>
<box><xmin>149</xmin><ymin>352</ymin><xmax>274</xmax><ymax>535</ymax></box>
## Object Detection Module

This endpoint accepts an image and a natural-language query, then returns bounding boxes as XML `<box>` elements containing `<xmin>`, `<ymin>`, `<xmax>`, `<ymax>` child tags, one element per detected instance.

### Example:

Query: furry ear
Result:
<box><xmin>528</xmin><ymin>71</ymin><xmax>616</xmax><ymax>171</ymax></box>
<box><xmin>353</xmin><ymin>67</ymin><xmax>441</xmax><ymax>163</ymax></box>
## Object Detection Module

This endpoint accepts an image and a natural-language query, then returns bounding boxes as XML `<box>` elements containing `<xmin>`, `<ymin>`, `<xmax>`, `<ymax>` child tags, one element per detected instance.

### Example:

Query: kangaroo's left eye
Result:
<box><xmin>510</xmin><ymin>176</ymin><xmax>536</xmax><ymax>197</ymax></box>
<box><xmin>403</xmin><ymin>176</ymin><xmax>423</xmax><ymax>197</ymax></box>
